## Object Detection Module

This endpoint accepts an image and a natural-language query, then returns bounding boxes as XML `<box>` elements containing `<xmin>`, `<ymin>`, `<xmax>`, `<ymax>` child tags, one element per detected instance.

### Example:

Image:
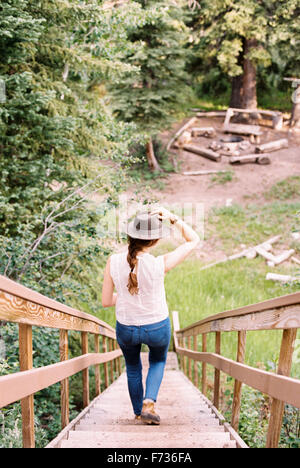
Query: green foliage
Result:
<box><xmin>188</xmin><ymin>0</ymin><xmax>300</xmax><ymax>102</ymax></box>
<box><xmin>110</xmin><ymin>0</ymin><xmax>193</xmax><ymax>138</ymax></box>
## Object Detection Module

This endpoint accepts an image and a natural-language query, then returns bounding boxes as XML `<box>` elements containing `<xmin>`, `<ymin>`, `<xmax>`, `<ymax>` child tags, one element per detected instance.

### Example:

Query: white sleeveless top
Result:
<box><xmin>110</xmin><ymin>249</ymin><xmax>169</xmax><ymax>326</ymax></box>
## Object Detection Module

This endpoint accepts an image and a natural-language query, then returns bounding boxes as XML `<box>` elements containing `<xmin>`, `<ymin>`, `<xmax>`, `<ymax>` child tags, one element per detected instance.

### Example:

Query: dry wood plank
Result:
<box><xmin>231</xmin><ymin>331</ymin><xmax>247</xmax><ymax>431</ymax></box>
<box><xmin>19</xmin><ymin>324</ymin><xmax>35</xmax><ymax>448</ymax></box>
<box><xmin>223</xmin><ymin>422</ymin><xmax>249</xmax><ymax>449</ymax></box>
<box><xmin>183</xmin><ymin>337</ymin><xmax>187</xmax><ymax>376</ymax></box>
<box><xmin>0</xmin><ymin>275</ymin><xmax>115</xmax><ymax>337</ymax></box>
<box><xmin>255</xmin><ymin>138</ymin><xmax>289</xmax><ymax>153</ymax></box>
<box><xmin>266</xmin><ymin>328</ymin><xmax>297</xmax><ymax>448</ymax></box>
<box><xmin>166</xmin><ymin>117</ymin><xmax>197</xmax><ymax>151</ymax></box>
<box><xmin>223</xmin><ymin>123</ymin><xmax>262</xmax><ymax>136</ymax></box>
<box><xmin>179</xmin><ymin>305</ymin><xmax>300</xmax><ymax>337</ymax></box>
<box><xmin>213</xmin><ymin>332</ymin><xmax>221</xmax><ymax>409</ymax></box>
<box><xmin>183</xmin><ymin>144</ymin><xmax>221</xmax><ymax>161</ymax></box>
<box><xmin>175</xmin><ymin>347</ymin><xmax>300</xmax><ymax>409</ymax></box>
<box><xmin>81</xmin><ymin>332</ymin><xmax>89</xmax><ymax>408</ymax></box>
<box><xmin>0</xmin><ymin>349</ymin><xmax>122</xmax><ymax>408</ymax></box>
<box><xmin>94</xmin><ymin>334</ymin><xmax>101</xmax><ymax>396</ymax></box>
<box><xmin>59</xmin><ymin>329</ymin><xmax>69</xmax><ymax>429</ymax></box>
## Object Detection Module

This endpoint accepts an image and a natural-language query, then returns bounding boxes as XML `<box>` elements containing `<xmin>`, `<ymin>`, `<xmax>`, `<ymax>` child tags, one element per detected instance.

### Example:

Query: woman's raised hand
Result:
<box><xmin>150</xmin><ymin>206</ymin><xmax>175</xmax><ymax>222</ymax></box>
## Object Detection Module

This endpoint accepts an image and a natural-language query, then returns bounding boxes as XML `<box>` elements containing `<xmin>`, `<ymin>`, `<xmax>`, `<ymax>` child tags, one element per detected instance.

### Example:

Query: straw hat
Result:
<box><xmin>124</xmin><ymin>212</ymin><xmax>170</xmax><ymax>240</ymax></box>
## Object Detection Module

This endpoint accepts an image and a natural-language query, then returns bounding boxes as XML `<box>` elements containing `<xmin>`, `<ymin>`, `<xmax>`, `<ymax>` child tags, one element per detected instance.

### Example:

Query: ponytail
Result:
<box><xmin>127</xmin><ymin>236</ymin><xmax>158</xmax><ymax>295</ymax></box>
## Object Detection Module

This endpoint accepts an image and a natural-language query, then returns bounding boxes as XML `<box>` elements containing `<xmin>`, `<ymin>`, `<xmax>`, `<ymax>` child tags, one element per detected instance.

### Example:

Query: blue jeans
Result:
<box><xmin>116</xmin><ymin>317</ymin><xmax>171</xmax><ymax>416</ymax></box>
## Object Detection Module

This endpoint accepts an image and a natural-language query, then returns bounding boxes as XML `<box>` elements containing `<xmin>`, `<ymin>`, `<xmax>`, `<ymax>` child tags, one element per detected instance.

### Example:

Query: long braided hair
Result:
<box><xmin>127</xmin><ymin>235</ymin><xmax>158</xmax><ymax>295</ymax></box>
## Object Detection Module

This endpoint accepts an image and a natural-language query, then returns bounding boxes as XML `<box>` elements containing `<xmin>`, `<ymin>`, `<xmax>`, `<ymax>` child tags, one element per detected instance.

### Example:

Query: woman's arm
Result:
<box><xmin>151</xmin><ymin>207</ymin><xmax>200</xmax><ymax>273</ymax></box>
<box><xmin>102</xmin><ymin>257</ymin><xmax>117</xmax><ymax>307</ymax></box>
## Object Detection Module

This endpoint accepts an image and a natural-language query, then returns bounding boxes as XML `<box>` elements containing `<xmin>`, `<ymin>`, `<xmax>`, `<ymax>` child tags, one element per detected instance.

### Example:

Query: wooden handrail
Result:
<box><xmin>178</xmin><ymin>291</ymin><xmax>300</xmax><ymax>336</ymax></box>
<box><xmin>172</xmin><ymin>291</ymin><xmax>300</xmax><ymax>449</ymax></box>
<box><xmin>0</xmin><ymin>275</ymin><xmax>122</xmax><ymax>448</ymax></box>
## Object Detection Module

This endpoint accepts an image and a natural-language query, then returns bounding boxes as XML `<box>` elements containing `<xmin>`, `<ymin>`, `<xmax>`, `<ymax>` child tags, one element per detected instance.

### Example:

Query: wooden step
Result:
<box><xmin>75</xmin><ymin>423</ymin><xmax>226</xmax><ymax>433</ymax></box>
<box><xmin>60</xmin><ymin>430</ymin><xmax>236</xmax><ymax>448</ymax></box>
<box><xmin>80</xmin><ymin>416</ymin><xmax>221</xmax><ymax>426</ymax></box>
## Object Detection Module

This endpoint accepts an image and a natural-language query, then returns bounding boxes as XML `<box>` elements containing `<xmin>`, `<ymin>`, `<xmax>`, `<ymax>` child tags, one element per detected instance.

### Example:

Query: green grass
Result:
<box><xmin>263</xmin><ymin>176</ymin><xmax>300</xmax><ymax>201</ymax></box>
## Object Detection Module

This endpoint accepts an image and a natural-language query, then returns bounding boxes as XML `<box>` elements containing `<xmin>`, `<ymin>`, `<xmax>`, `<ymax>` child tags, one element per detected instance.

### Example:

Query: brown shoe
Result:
<box><xmin>141</xmin><ymin>401</ymin><xmax>160</xmax><ymax>425</ymax></box>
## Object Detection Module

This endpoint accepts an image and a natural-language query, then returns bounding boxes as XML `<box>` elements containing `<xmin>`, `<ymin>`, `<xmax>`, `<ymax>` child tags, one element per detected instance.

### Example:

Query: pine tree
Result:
<box><xmin>189</xmin><ymin>0</ymin><xmax>300</xmax><ymax>109</ymax></box>
<box><xmin>110</xmin><ymin>0</ymin><xmax>193</xmax><ymax>170</ymax></box>
<box><xmin>0</xmin><ymin>0</ymin><xmax>137</xmax><ymax>300</ymax></box>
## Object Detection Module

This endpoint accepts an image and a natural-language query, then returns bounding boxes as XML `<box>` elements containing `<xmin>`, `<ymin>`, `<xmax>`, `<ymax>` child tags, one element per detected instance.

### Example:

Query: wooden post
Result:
<box><xmin>109</xmin><ymin>338</ymin><xmax>114</xmax><ymax>383</ymax></box>
<box><xmin>94</xmin><ymin>334</ymin><xmax>101</xmax><ymax>397</ymax></box>
<box><xmin>116</xmin><ymin>341</ymin><xmax>122</xmax><ymax>376</ymax></box>
<box><xmin>266</xmin><ymin>328</ymin><xmax>297</xmax><ymax>448</ymax></box>
<box><xmin>102</xmin><ymin>336</ymin><xmax>109</xmax><ymax>388</ymax></box>
<box><xmin>59</xmin><ymin>329</ymin><xmax>69</xmax><ymax>429</ymax></box>
<box><xmin>183</xmin><ymin>337</ymin><xmax>187</xmax><ymax>376</ymax></box>
<box><xmin>193</xmin><ymin>335</ymin><xmax>199</xmax><ymax>388</ymax></box>
<box><xmin>231</xmin><ymin>331</ymin><xmax>247</xmax><ymax>431</ymax></box>
<box><xmin>19</xmin><ymin>324</ymin><xmax>35</xmax><ymax>448</ymax></box>
<box><xmin>188</xmin><ymin>336</ymin><xmax>192</xmax><ymax>381</ymax></box>
<box><xmin>202</xmin><ymin>334</ymin><xmax>207</xmax><ymax>396</ymax></box>
<box><xmin>213</xmin><ymin>332</ymin><xmax>221</xmax><ymax>409</ymax></box>
<box><xmin>113</xmin><ymin>340</ymin><xmax>117</xmax><ymax>374</ymax></box>
<box><xmin>81</xmin><ymin>331</ymin><xmax>89</xmax><ymax>407</ymax></box>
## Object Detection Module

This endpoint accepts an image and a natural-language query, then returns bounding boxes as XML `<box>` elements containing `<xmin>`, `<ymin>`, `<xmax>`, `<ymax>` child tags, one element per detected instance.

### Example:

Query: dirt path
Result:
<box><xmin>152</xmin><ymin>116</ymin><xmax>300</xmax><ymax>213</ymax></box>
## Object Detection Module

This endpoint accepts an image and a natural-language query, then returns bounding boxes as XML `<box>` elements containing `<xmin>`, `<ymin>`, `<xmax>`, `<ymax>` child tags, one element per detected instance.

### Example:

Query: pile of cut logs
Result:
<box><xmin>168</xmin><ymin>108</ymin><xmax>289</xmax><ymax>168</ymax></box>
<box><xmin>200</xmin><ymin>234</ymin><xmax>300</xmax><ymax>284</ymax></box>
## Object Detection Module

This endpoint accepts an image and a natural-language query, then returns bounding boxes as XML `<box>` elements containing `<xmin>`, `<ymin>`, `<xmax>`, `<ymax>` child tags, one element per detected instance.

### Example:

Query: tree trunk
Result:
<box><xmin>229</xmin><ymin>43</ymin><xmax>244</xmax><ymax>108</ymax></box>
<box><xmin>146</xmin><ymin>138</ymin><xmax>162</xmax><ymax>171</ymax></box>
<box><xmin>229</xmin><ymin>74</ymin><xmax>244</xmax><ymax>108</ymax></box>
<box><xmin>291</xmin><ymin>84</ymin><xmax>300</xmax><ymax>127</ymax></box>
<box><xmin>242</xmin><ymin>38</ymin><xmax>258</xmax><ymax>109</ymax></box>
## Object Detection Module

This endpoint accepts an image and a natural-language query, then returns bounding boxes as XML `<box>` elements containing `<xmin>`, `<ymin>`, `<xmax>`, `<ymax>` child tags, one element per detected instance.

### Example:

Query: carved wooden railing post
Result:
<box><xmin>19</xmin><ymin>324</ymin><xmax>35</xmax><ymax>448</ymax></box>
<box><xmin>266</xmin><ymin>328</ymin><xmax>297</xmax><ymax>448</ymax></box>
<box><xmin>81</xmin><ymin>331</ymin><xmax>89</xmax><ymax>407</ymax></box>
<box><xmin>231</xmin><ymin>331</ymin><xmax>247</xmax><ymax>431</ymax></box>
<box><xmin>59</xmin><ymin>329</ymin><xmax>69</xmax><ymax>429</ymax></box>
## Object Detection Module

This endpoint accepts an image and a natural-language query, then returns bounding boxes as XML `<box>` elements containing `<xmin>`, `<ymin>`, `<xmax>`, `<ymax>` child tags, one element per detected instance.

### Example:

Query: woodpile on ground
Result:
<box><xmin>198</xmin><ymin>234</ymin><xmax>300</xmax><ymax>285</ymax></box>
<box><xmin>167</xmin><ymin>107</ymin><xmax>290</xmax><ymax>168</ymax></box>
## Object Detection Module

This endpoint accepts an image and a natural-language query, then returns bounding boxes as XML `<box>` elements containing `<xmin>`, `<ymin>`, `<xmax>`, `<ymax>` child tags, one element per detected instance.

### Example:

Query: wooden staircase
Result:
<box><xmin>48</xmin><ymin>353</ymin><xmax>242</xmax><ymax>448</ymax></box>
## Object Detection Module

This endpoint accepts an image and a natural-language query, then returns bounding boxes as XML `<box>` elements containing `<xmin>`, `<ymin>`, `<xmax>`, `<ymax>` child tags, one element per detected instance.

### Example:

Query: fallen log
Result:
<box><xmin>291</xmin><ymin>256</ymin><xmax>300</xmax><ymax>265</ymax></box>
<box><xmin>198</xmin><ymin>235</ymin><xmax>281</xmax><ymax>271</ymax></box>
<box><xmin>273</xmin><ymin>249</ymin><xmax>295</xmax><ymax>265</ymax></box>
<box><xmin>190</xmin><ymin>127</ymin><xmax>216</xmax><ymax>138</ymax></box>
<box><xmin>166</xmin><ymin>117</ymin><xmax>197</xmax><ymax>151</ymax></box>
<box><xmin>182</xmin><ymin>170</ymin><xmax>228</xmax><ymax>176</ymax></box>
<box><xmin>195</xmin><ymin>111</ymin><xmax>227</xmax><ymax>118</ymax></box>
<box><xmin>174</xmin><ymin>131</ymin><xmax>192</xmax><ymax>148</ymax></box>
<box><xmin>229</xmin><ymin>154</ymin><xmax>271</xmax><ymax>165</ymax></box>
<box><xmin>183</xmin><ymin>144</ymin><xmax>221</xmax><ymax>162</ymax></box>
<box><xmin>266</xmin><ymin>273</ymin><xmax>299</xmax><ymax>283</ymax></box>
<box><xmin>255</xmin><ymin>138</ymin><xmax>288</xmax><ymax>154</ymax></box>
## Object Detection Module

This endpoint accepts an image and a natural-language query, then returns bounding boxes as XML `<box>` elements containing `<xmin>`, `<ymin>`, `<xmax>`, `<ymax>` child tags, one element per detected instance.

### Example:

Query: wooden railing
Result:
<box><xmin>0</xmin><ymin>275</ymin><xmax>123</xmax><ymax>448</ymax></box>
<box><xmin>172</xmin><ymin>291</ymin><xmax>300</xmax><ymax>448</ymax></box>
